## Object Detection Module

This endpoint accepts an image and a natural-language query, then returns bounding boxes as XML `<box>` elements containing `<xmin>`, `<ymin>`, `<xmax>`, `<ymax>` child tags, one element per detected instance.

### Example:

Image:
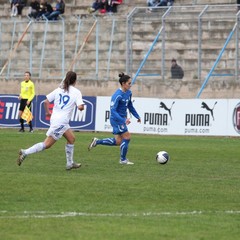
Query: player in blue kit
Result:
<box><xmin>88</xmin><ymin>72</ymin><xmax>141</xmax><ymax>165</ymax></box>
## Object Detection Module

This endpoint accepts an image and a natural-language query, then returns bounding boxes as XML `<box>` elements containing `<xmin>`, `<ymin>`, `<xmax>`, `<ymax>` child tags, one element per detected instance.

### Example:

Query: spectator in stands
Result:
<box><xmin>88</xmin><ymin>0</ymin><xmax>108</xmax><ymax>14</ymax></box>
<box><xmin>171</xmin><ymin>58</ymin><xmax>184</xmax><ymax>79</ymax></box>
<box><xmin>45</xmin><ymin>0</ymin><xmax>65</xmax><ymax>20</ymax></box>
<box><xmin>10</xmin><ymin>0</ymin><xmax>18</xmax><ymax>17</ymax></box>
<box><xmin>28</xmin><ymin>0</ymin><xmax>40</xmax><ymax>19</ymax></box>
<box><xmin>168</xmin><ymin>0</ymin><xmax>174</xmax><ymax>6</ymax></box>
<box><xmin>107</xmin><ymin>0</ymin><xmax>123</xmax><ymax>13</ymax></box>
<box><xmin>10</xmin><ymin>0</ymin><xmax>25</xmax><ymax>17</ymax></box>
<box><xmin>147</xmin><ymin>0</ymin><xmax>174</xmax><ymax>10</ymax></box>
<box><xmin>36</xmin><ymin>0</ymin><xmax>53</xmax><ymax>20</ymax></box>
<box><xmin>147</xmin><ymin>0</ymin><xmax>159</xmax><ymax>8</ymax></box>
<box><xmin>157</xmin><ymin>0</ymin><xmax>168</xmax><ymax>6</ymax></box>
<box><xmin>45</xmin><ymin>1</ymin><xmax>53</xmax><ymax>15</ymax></box>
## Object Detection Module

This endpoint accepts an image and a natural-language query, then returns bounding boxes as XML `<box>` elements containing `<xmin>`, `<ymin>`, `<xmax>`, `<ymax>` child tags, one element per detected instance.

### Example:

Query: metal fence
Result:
<box><xmin>127</xmin><ymin>5</ymin><xmax>240</xmax><ymax>86</ymax></box>
<box><xmin>0</xmin><ymin>4</ymin><xmax>239</xmax><ymax>89</ymax></box>
<box><xmin>0</xmin><ymin>16</ymin><xmax>128</xmax><ymax>81</ymax></box>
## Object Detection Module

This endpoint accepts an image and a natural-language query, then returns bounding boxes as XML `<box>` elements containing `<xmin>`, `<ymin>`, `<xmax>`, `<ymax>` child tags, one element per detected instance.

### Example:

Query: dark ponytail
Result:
<box><xmin>118</xmin><ymin>72</ymin><xmax>130</xmax><ymax>85</ymax></box>
<box><xmin>63</xmin><ymin>71</ymin><xmax>77</xmax><ymax>92</ymax></box>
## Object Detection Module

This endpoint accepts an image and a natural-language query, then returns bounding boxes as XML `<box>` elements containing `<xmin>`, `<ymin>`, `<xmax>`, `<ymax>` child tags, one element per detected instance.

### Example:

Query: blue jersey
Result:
<box><xmin>110</xmin><ymin>88</ymin><xmax>140</xmax><ymax>125</ymax></box>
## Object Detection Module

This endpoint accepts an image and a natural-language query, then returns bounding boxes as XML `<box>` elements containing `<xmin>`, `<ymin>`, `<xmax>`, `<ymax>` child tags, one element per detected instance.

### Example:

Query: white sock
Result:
<box><xmin>13</xmin><ymin>6</ymin><xmax>17</xmax><ymax>16</ymax></box>
<box><xmin>65</xmin><ymin>144</ymin><xmax>74</xmax><ymax>166</ymax></box>
<box><xmin>24</xmin><ymin>142</ymin><xmax>46</xmax><ymax>155</ymax></box>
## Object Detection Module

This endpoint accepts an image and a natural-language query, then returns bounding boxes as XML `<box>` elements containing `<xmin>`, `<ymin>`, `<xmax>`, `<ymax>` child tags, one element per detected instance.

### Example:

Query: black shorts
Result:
<box><xmin>19</xmin><ymin>99</ymin><xmax>32</xmax><ymax>111</ymax></box>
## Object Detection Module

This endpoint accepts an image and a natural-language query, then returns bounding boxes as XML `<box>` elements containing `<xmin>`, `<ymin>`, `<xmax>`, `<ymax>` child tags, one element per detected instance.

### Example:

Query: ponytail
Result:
<box><xmin>63</xmin><ymin>71</ymin><xmax>77</xmax><ymax>92</ymax></box>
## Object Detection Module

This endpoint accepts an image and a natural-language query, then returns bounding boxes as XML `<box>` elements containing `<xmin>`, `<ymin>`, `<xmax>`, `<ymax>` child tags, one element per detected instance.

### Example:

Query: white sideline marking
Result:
<box><xmin>0</xmin><ymin>210</ymin><xmax>240</xmax><ymax>219</ymax></box>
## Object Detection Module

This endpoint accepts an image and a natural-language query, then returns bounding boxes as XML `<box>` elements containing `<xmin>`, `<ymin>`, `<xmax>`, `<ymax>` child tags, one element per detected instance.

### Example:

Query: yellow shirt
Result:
<box><xmin>20</xmin><ymin>80</ymin><xmax>35</xmax><ymax>102</ymax></box>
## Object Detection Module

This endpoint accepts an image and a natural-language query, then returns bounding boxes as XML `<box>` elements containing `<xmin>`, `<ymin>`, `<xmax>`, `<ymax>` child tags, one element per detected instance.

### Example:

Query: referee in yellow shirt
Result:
<box><xmin>18</xmin><ymin>71</ymin><xmax>35</xmax><ymax>132</ymax></box>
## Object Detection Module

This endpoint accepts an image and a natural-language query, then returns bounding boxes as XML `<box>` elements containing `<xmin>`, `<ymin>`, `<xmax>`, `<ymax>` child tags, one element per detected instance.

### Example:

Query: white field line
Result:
<box><xmin>0</xmin><ymin>210</ymin><xmax>240</xmax><ymax>219</ymax></box>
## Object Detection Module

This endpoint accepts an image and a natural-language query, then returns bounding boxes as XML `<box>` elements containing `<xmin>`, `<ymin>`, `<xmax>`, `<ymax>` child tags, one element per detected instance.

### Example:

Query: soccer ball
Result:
<box><xmin>156</xmin><ymin>151</ymin><xmax>170</xmax><ymax>164</ymax></box>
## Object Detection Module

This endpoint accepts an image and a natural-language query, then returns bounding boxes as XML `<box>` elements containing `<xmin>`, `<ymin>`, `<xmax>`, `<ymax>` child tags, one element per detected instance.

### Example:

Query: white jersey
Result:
<box><xmin>46</xmin><ymin>86</ymin><xmax>84</xmax><ymax>125</ymax></box>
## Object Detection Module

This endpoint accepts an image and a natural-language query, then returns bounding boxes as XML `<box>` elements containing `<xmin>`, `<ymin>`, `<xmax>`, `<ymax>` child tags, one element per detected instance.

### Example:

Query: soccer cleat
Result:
<box><xmin>19</xmin><ymin>129</ymin><xmax>25</xmax><ymax>133</ymax></box>
<box><xmin>29</xmin><ymin>129</ymin><xmax>34</xmax><ymax>133</ymax></box>
<box><xmin>17</xmin><ymin>149</ymin><xmax>26</xmax><ymax>166</ymax></box>
<box><xmin>88</xmin><ymin>137</ymin><xmax>98</xmax><ymax>151</ymax></box>
<box><xmin>119</xmin><ymin>159</ymin><xmax>134</xmax><ymax>165</ymax></box>
<box><xmin>66</xmin><ymin>162</ymin><xmax>81</xmax><ymax>170</ymax></box>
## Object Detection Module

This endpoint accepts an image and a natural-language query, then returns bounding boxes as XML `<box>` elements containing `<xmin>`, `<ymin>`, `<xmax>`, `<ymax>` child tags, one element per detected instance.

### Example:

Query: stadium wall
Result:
<box><xmin>1</xmin><ymin>78</ymin><xmax>240</xmax><ymax>99</ymax></box>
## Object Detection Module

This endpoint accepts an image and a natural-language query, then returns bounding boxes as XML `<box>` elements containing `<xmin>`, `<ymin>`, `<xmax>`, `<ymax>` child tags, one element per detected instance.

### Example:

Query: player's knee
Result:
<box><xmin>115</xmin><ymin>139</ymin><xmax>121</xmax><ymax>145</ymax></box>
<box><xmin>123</xmin><ymin>132</ymin><xmax>131</xmax><ymax>140</ymax></box>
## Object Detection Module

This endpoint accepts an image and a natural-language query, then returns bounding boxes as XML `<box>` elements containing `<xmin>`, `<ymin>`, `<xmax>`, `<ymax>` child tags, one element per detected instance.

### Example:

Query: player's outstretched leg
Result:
<box><xmin>88</xmin><ymin>137</ymin><xmax>98</xmax><ymax>151</ymax></box>
<box><xmin>17</xmin><ymin>142</ymin><xmax>46</xmax><ymax>166</ymax></box>
<box><xmin>88</xmin><ymin>137</ymin><xmax>117</xmax><ymax>151</ymax></box>
<box><xmin>17</xmin><ymin>149</ymin><xmax>26</xmax><ymax>166</ymax></box>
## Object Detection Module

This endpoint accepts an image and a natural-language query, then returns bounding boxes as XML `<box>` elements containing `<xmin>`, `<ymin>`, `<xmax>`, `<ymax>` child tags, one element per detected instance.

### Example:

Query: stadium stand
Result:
<box><xmin>0</xmin><ymin>0</ymin><xmax>239</xmax><ymax>98</ymax></box>
<box><xmin>0</xmin><ymin>0</ymin><xmax>237</xmax><ymax>18</ymax></box>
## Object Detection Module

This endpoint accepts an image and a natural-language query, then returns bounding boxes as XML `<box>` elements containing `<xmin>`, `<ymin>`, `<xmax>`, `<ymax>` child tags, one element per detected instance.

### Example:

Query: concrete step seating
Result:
<box><xmin>0</xmin><ymin>0</ymin><xmax>237</xmax><ymax>19</ymax></box>
<box><xmin>0</xmin><ymin>1</ymin><xmax>238</xmax><ymax>81</ymax></box>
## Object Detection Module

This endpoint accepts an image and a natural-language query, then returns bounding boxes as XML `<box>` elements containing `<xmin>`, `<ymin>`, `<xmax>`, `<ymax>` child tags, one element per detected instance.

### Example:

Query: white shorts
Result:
<box><xmin>46</xmin><ymin>124</ymin><xmax>70</xmax><ymax>140</ymax></box>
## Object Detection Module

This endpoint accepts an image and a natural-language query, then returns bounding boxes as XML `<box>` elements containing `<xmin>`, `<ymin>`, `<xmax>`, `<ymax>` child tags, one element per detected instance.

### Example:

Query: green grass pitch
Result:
<box><xmin>0</xmin><ymin>128</ymin><xmax>239</xmax><ymax>240</ymax></box>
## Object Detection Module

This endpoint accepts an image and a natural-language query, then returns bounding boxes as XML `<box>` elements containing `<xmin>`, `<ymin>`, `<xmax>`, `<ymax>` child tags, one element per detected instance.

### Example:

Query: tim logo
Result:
<box><xmin>232</xmin><ymin>102</ymin><xmax>240</xmax><ymax>134</ymax></box>
<box><xmin>159</xmin><ymin>101</ymin><xmax>175</xmax><ymax>120</ymax></box>
<box><xmin>39</xmin><ymin>98</ymin><xmax>94</xmax><ymax>129</ymax></box>
<box><xmin>0</xmin><ymin>95</ymin><xmax>20</xmax><ymax>127</ymax></box>
<box><xmin>201</xmin><ymin>102</ymin><xmax>217</xmax><ymax>121</ymax></box>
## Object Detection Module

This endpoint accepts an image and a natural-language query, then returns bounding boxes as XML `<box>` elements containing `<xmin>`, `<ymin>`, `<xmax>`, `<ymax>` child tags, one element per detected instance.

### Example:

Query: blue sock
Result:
<box><xmin>96</xmin><ymin>138</ymin><xmax>116</xmax><ymax>146</ymax></box>
<box><xmin>120</xmin><ymin>139</ymin><xmax>130</xmax><ymax>161</ymax></box>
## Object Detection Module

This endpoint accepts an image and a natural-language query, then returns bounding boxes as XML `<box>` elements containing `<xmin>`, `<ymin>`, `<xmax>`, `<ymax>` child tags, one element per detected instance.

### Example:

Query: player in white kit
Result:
<box><xmin>17</xmin><ymin>71</ymin><xmax>85</xmax><ymax>170</ymax></box>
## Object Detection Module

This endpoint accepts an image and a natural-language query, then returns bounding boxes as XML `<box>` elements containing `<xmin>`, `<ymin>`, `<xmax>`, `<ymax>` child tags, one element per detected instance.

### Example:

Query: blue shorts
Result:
<box><xmin>110</xmin><ymin>119</ymin><xmax>128</xmax><ymax>135</ymax></box>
